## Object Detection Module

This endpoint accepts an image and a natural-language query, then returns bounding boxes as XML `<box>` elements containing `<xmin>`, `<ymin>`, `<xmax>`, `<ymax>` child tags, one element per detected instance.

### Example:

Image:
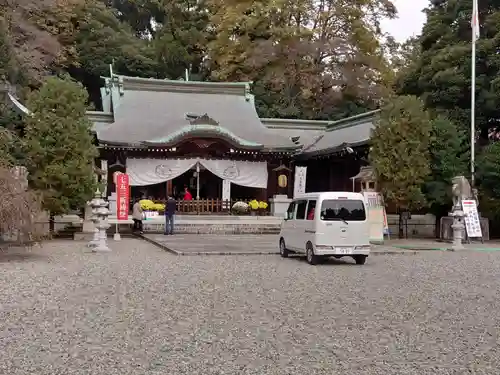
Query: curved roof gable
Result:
<box><xmin>97</xmin><ymin>75</ymin><xmax>298</xmax><ymax>151</ymax></box>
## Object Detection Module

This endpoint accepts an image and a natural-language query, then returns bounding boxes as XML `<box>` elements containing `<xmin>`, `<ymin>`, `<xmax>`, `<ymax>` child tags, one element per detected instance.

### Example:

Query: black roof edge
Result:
<box><xmin>325</xmin><ymin>109</ymin><xmax>380</xmax><ymax>131</ymax></box>
<box><xmin>295</xmin><ymin>141</ymin><xmax>369</xmax><ymax>159</ymax></box>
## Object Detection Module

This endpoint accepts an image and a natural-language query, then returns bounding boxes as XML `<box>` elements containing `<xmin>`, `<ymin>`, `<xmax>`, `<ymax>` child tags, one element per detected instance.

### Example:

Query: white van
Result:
<box><xmin>279</xmin><ymin>192</ymin><xmax>370</xmax><ymax>265</ymax></box>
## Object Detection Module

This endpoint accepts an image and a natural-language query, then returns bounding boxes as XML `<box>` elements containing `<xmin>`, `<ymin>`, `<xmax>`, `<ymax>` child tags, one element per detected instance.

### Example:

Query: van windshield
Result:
<box><xmin>320</xmin><ymin>199</ymin><xmax>366</xmax><ymax>221</ymax></box>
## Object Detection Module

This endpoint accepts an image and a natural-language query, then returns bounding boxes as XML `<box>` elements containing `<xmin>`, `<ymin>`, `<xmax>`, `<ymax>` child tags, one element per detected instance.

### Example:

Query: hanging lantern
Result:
<box><xmin>278</xmin><ymin>174</ymin><xmax>287</xmax><ymax>188</ymax></box>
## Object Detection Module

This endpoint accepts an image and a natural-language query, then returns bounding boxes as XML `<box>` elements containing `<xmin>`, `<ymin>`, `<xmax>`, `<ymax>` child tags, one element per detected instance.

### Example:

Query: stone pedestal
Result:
<box><xmin>440</xmin><ymin>216</ymin><xmax>489</xmax><ymax>241</ymax></box>
<box><xmin>94</xmin><ymin>202</ymin><xmax>111</xmax><ymax>252</ymax></box>
<box><xmin>449</xmin><ymin>209</ymin><xmax>465</xmax><ymax>250</ymax></box>
<box><xmin>81</xmin><ymin>203</ymin><xmax>95</xmax><ymax>233</ymax></box>
<box><xmin>108</xmin><ymin>192</ymin><xmax>117</xmax><ymax>216</ymax></box>
<box><xmin>269</xmin><ymin>195</ymin><xmax>292</xmax><ymax>217</ymax></box>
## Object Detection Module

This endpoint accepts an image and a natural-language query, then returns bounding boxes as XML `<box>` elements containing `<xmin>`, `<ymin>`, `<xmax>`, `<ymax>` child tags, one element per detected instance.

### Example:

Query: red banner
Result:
<box><xmin>116</xmin><ymin>174</ymin><xmax>130</xmax><ymax>220</ymax></box>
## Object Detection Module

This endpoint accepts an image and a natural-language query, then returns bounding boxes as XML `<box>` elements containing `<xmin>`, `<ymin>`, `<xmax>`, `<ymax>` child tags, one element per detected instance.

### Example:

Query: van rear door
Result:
<box><xmin>316</xmin><ymin>197</ymin><xmax>368</xmax><ymax>246</ymax></box>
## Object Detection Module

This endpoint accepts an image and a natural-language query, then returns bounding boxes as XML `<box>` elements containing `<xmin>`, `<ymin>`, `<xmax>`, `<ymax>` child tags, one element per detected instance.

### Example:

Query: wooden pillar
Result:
<box><xmin>267</xmin><ymin>163</ymin><xmax>277</xmax><ymax>198</ymax></box>
<box><xmin>257</xmin><ymin>188</ymin><xmax>267</xmax><ymax>201</ymax></box>
<box><xmin>287</xmin><ymin>159</ymin><xmax>294</xmax><ymax>198</ymax></box>
<box><xmin>166</xmin><ymin>180</ymin><xmax>173</xmax><ymax>198</ymax></box>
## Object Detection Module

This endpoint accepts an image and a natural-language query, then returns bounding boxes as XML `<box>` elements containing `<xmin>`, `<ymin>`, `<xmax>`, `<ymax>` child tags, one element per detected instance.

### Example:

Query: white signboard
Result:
<box><xmin>363</xmin><ymin>191</ymin><xmax>382</xmax><ymax>208</ymax></box>
<box><xmin>222</xmin><ymin>179</ymin><xmax>231</xmax><ymax>210</ymax></box>
<box><xmin>362</xmin><ymin>191</ymin><xmax>387</xmax><ymax>242</ymax></box>
<box><xmin>462</xmin><ymin>200</ymin><xmax>482</xmax><ymax>238</ymax></box>
<box><xmin>293</xmin><ymin>166</ymin><xmax>307</xmax><ymax>198</ymax></box>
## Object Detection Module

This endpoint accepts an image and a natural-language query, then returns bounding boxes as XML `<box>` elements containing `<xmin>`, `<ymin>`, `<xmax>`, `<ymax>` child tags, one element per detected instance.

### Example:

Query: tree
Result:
<box><xmin>383</xmin><ymin>36</ymin><xmax>421</xmax><ymax>88</ymax></box>
<box><xmin>207</xmin><ymin>0</ymin><xmax>396</xmax><ymax>119</ymax></box>
<box><xmin>397</xmin><ymin>0</ymin><xmax>500</xmax><ymax>143</ymax></box>
<box><xmin>23</xmin><ymin>76</ymin><xmax>98</xmax><ymax>228</ymax></box>
<box><xmin>476</xmin><ymin>142</ymin><xmax>500</xmax><ymax>218</ymax></box>
<box><xmin>424</xmin><ymin>115</ymin><xmax>468</xmax><ymax>235</ymax></box>
<box><xmin>475</xmin><ymin>143</ymin><xmax>500</xmax><ymax>236</ymax></box>
<box><xmin>369</xmin><ymin>95</ymin><xmax>431</xmax><ymax>236</ymax></box>
<box><xmin>151</xmin><ymin>0</ymin><xmax>211</xmax><ymax>80</ymax></box>
<box><xmin>0</xmin><ymin>162</ymin><xmax>42</xmax><ymax>243</ymax></box>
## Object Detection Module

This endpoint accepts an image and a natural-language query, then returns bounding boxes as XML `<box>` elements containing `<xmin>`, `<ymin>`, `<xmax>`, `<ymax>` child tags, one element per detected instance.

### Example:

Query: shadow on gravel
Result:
<box><xmin>285</xmin><ymin>255</ymin><xmax>356</xmax><ymax>266</ymax></box>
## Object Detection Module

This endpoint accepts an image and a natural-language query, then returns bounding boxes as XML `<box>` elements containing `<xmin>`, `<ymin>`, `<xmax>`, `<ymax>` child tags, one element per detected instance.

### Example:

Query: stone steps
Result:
<box><xmin>142</xmin><ymin>223</ymin><xmax>281</xmax><ymax>234</ymax></box>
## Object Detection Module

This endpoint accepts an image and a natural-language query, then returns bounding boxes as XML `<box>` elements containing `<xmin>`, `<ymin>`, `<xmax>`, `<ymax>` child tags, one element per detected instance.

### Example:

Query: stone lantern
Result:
<box><xmin>350</xmin><ymin>166</ymin><xmax>376</xmax><ymax>192</ymax></box>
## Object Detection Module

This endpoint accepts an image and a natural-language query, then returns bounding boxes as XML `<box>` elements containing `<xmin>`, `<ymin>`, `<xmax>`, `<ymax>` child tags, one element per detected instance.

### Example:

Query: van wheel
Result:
<box><xmin>353</xmin><ymin>255</ymin><xmax>367</xmax><ymax>265</ymax></box>
<box><xmin>306</xmin><ymin>243</ymin><xmax>318</xmax><ymax>265</ymax></box>
<box><xmin>279</xmin><ymin>238</ymin><xmax>289</xmax><ymax>258</ymax></box>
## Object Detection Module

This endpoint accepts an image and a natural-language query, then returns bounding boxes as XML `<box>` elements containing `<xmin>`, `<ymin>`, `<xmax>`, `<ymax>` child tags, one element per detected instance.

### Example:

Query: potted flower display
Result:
<box><xmin>139</xmin><ymin>199</ymin><xmax>165</xmax><ymax>219</ymax></box>
<box><xmin>231</xmin><ymin>201</ymin><xmax>249</xmax><ymax>215</ymax></box>
<box><xmin>258</xmin><ymin>200</ymin><xmax>268</xmax><ymax>215</ymax></box>
<box><xmin>248</xmin><ymin>199</ymin><xmax>259</xmax><ymax>216</ymax></box>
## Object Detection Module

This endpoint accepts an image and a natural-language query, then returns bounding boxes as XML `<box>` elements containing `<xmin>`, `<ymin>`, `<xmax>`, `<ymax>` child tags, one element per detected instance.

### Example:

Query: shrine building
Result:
<box><xmin>83</xmin><ymin>74</ymin><xmax>378</xmax><ymax>214</ymax></box>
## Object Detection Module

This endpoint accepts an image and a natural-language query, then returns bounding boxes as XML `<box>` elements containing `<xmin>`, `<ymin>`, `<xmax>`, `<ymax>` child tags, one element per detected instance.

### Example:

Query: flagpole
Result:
<box><xmin>471</xmin><ymin>0</ymin><xmax>478</xmax><ymax>187</ymax></box>
<box><xmin>471</xmin><ymin>25</ymin><xmax>476</xmax><ymax>187</ymax></box>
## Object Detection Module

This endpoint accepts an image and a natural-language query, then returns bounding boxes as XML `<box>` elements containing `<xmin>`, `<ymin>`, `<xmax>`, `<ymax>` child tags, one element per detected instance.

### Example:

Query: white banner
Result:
<box><xmin>126</xmin><ymin>158</ymin><xmax>268</xmax><ymax>188</ymax></box>
<box><xmin>462</xmin><ymin>200</ymin><xmax>482</xmax><ymax>238</ymax></box>
<box><xmin>293</xmin><ymin>166</ymin><xmax>307</xmax><ymax>198</ymax></box>
<box><xmin>222</xmin><ymin>179</ymin><xmax>231</xmax><ymax>209</ymax></box>
<box><xmin>222</xmin><ymin>179</ymin><xmax>231</xmax><ymax>201</ymax></box>
<box><xmin>201</xmin><ymin>159</ymin><xmax>267</xmax><ymax>188</ymax></box>
<box><xmin>127</xmin><ymin>158</ymin><xmax>198</xmax><ymax>186</ymax></box>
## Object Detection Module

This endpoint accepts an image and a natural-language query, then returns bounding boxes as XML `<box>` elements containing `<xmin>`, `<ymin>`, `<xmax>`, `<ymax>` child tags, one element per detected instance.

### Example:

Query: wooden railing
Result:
<box><xmin>176</xmin><ymin>199</ymin><xmax>253</xmax><ymax>214</ymax></box>
<box><xmin>138</xmin><ymin>199</ymin><xmax>267</xmax><ymax>215</ymax></box>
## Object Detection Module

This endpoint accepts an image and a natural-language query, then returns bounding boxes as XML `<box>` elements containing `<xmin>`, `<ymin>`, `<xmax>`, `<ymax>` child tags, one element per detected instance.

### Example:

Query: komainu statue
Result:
<box><xmin>451</xmin><ymin>176</ymin><xmax>473</xmax><ymax>209</ymax></box>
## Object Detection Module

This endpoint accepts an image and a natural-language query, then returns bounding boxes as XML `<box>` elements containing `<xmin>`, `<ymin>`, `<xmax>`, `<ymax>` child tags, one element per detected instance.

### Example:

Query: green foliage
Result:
<box><xmin>397</xmin><ymin>0</ymin><xmax>500</xmax><ymax>141</ymax></box>
<box><xmin>0</xmin><ymin>20</ymin><xmax>12</xmax><ymax>82</ymax></box>
<box><xmin>424</xmin><ymin>115</ymin><xmax>468</xmax><ymax>215</ymax></box>
<box><xmin>0</xmin><ymin>18</ymin><xmax>23</xmax><ymax>84</ymax></box>
<box><xmin>477</xmin><ymin>142</ymin><xmax>500</xmax><ymax>219</ymax></box>
<box><xmin>6</xmin><ymin>0</ymin><xmax>400</xmax><ymax>118</ymax></box>
<box><xmin>369</xmin><ymin>95</ymin><xmax>431</xmax><ymax>211</ymax></box>
<box><xmin>0</xmin><ymin>127</ymin><xmax>15</xmax><ymax>165</ymax></box>
<box><xmin>36</xmin><ymin>0</ymin><xmax>159</xmax><ymax>78</ymax></box>
<box><xmin>207</xmin><ymin>0</ymin><xmax>395</xmax><ymax>119</ymax></box>
<box><xmin>23</xmin><ymin>76</ymin><xmax>98</xmax><ymax>215</ymax></box>
<box><xmin>0</xmin><ymin>105</ymin><xmax>25</xmax><ymax>165</ymax></box>
<box><xmin>477</xmin><ymin>142</ymin><xmax>500</xmax><ymax>199</ymax></box>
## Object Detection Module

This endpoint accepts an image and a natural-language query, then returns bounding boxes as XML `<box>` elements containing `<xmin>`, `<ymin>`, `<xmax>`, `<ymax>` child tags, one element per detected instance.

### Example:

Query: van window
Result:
<box><xmin>306</xmin><ymin>200</ymin><xmax>316</xmax><ymax>220</ymax></box>
<box><xmin>285</xmin><ymin>202</ymin><xmax>296</xmax><ymax>220</ymax></box>
<box><xmin>295</xmin><ymin>200</ymin><xmax>307</xmax><ymax>220</ymax></box>
<box><xmin>320</xmin><ymin>199</ymin><xmax>366</xmax><ymax>221</ymax></box>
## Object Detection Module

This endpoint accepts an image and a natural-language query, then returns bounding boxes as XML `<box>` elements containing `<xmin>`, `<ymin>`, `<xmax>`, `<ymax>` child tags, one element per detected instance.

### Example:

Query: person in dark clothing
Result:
<box><xmin>164</xmin><ymin>195</ymin><xmax>176</xmax><ymax>235</ymax></box>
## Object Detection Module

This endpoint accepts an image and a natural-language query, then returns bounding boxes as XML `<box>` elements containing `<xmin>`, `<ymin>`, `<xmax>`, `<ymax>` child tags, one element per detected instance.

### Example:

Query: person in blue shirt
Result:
<box><xmin>164</xmin><ymin>195</ymin><xmax>176</xmax><ymax>235</ymax></box>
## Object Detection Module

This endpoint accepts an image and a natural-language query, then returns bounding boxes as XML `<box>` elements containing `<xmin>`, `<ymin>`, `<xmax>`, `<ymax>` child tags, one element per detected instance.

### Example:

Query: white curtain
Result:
<box><xmin>126</xmin><ymin>158</ymin><xmax>268</xmax><ymax>188</ymax></box>
<box><xmin>200</xmin><ymin>159</ymin><xmax>267</xmax><ymax>188</ymax></box>
<box><xmin>127</xmin><ymin>158</ymin><xmax>198</xmax><ymax>186</ymax></box>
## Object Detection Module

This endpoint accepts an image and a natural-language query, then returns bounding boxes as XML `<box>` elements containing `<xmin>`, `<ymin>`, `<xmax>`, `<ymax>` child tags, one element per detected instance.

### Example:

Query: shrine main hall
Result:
<box><xmin>85</xmin><ymin>73</ymin><xmax>375</xmax><ymax>213</ymax></box>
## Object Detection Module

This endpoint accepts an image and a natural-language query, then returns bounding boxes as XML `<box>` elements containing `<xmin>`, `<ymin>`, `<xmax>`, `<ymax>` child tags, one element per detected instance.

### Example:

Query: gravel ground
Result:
<box><xmin>1</xmin><ymin>239</ymin><xmax>500</xmax><ymax>375</ymax></box>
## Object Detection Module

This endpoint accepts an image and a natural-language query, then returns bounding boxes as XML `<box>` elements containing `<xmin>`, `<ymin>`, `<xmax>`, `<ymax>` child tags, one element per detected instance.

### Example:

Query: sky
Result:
<box><xmin>380</xmin><ymin>0</ymin><xmax>429</xmax><ymax>42</ymax></box>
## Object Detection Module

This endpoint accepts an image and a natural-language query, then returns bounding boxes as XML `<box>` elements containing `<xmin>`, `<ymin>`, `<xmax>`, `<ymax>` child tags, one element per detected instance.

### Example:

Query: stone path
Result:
<box><xmin>141</xmin><ymin>234</ymin><xmax>418</xmax><ymax>256</ymax></box>
<box><xmin>142</xmin><ymin>234</ymin><xmax>281</xmax><ymax>255</ymax></box>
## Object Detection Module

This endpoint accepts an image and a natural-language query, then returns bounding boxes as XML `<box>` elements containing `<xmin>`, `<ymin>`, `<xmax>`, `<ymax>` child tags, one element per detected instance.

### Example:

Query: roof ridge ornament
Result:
<box><xmin>187</xmin><ymin>113</ymin><xmax>219</xmax><ymax>126</ymax></box>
